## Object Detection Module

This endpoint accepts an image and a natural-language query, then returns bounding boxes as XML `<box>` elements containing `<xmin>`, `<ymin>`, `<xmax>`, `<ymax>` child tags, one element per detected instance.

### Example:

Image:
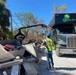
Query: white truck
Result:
<box><xmin>48</xmin><ymin>13</ymin><xmax>76</xmax><ymax>56</ymax></box>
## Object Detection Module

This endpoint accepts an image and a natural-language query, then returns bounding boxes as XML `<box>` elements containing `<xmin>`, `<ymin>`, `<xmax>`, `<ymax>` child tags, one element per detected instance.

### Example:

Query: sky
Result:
<box><xmin>6</xmin><ymin>0</ymin><xmax>76</xmax><ymax>27</ymax></box>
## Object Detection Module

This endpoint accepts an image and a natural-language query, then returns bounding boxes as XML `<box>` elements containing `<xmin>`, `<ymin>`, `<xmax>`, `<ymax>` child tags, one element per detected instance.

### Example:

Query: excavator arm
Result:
<box><xmin>19</xmin><ymin>24</ymin><xmax>47</xmax><ymax>30</ymax></box>
<box><xmin>14</xmin><ymin>24</ymin><xmax>47</xmax><ymax>42</ymax></box>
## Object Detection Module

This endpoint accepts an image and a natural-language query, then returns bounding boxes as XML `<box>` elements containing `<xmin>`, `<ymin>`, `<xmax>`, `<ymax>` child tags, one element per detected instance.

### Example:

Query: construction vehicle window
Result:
<box><xmin>56</xmin><ymin>24</ymin><xmax>76</xmax><ymax>34</ymax></box>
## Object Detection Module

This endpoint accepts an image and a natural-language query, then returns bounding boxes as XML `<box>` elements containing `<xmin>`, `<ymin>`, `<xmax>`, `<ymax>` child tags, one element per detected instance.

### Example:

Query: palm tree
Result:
<box><xmin>53</xmin><ymin>4</ymin><xmax>67</xmax><ymax>14</ymax></box>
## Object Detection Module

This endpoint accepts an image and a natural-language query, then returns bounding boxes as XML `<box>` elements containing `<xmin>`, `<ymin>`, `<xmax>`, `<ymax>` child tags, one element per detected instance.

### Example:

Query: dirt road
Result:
<box><xmin>39</xmin><ymin>50</ymin><xmax>76</xmax><ymax>75</ymax></box>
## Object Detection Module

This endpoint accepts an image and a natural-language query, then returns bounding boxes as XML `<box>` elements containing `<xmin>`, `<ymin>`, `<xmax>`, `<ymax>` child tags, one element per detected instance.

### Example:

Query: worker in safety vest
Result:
<box><xmin>43</xmin><ymin>32</ymin><xmax>54</xmax><ymax>70</ymax></box>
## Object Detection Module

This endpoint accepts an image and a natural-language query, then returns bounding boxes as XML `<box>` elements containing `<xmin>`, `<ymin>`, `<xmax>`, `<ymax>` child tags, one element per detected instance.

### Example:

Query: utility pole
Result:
<box><xmin>11</xmin><ymin>14</ymin><xmax>13</xmax><ymax>32</ymax></box>
<box><xmin>10</xmin><ymin>13</ymin><xmax>13</xmax><ymax>38</ymax></box>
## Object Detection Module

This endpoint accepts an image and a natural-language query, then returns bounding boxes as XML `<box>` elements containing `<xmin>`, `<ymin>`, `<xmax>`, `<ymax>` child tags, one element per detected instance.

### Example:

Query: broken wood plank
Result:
<box><xmin>22</xmin><ymin>43</ymin><xmax>41</xmax><ymax>60</ymax></box>
<box><xmin>0</xmin><ymin>59</ymin><xmax>23</xmax><ymax>69</ymax></box>
<box><xmin>0</xmin><ymin>44</ymin><xmax>14</xmax><ymax>63</ymax></box>
<box><xmin>23</xmin><ymin>62</ymin><xmax>38</xmax><ymax>75</ymax></box>
<box><xmin>9</xmin><ymin>48</ymin><xmax>25</xmax><ymax>57</ymax></box>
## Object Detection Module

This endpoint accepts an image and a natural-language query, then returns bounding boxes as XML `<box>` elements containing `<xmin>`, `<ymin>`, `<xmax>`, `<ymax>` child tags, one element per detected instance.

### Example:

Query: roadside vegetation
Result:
<box><xmin>0</xmin><ymin>0</ymin><xmax>67</xmax><ymax>45</ymax></box>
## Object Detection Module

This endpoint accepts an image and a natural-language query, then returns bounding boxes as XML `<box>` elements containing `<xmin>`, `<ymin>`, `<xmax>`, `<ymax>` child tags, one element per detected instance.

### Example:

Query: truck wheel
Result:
<box><xmin>55</xmin><ymin>48</ymin><xmax>62</xmax><ymax>57</ymax></box>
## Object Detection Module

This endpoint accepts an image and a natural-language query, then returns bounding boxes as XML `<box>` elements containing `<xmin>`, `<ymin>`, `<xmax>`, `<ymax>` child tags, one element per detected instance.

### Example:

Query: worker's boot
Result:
<box><xmin>47</xmin><ymin>67</ymin><xmax>51</xmax><ymax>70</ymax></box>
<box><xmin>51</xmin><ymin>64</ymin><xmax>54</xmax><ymax>70</ymax></box>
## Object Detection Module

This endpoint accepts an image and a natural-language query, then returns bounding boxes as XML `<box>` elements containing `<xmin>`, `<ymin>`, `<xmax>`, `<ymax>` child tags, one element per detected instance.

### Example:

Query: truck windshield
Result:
<box><xmin>56</xmin><ymin>24</ymin><xmax>76</xmax><ymax>34</ymax></box>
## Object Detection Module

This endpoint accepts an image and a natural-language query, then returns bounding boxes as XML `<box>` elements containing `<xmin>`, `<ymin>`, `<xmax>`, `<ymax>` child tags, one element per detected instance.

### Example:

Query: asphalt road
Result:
<box><xmin>39</xmin><ymin>50</ymin><xmax>76</xmax><ymax>75</ymax></box>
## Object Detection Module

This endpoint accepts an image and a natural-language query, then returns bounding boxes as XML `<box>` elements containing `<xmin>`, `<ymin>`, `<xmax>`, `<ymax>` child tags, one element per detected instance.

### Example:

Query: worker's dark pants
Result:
<box><xmin>47</xmin><ymin>51</ymin><xmax>54</xmax><ymax>69</ymax></box>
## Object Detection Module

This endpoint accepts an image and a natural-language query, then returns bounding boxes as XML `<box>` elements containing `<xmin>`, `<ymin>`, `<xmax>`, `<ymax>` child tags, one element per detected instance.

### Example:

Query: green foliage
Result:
<box><xmin>53</xmin><ymin>4</ymin><xmax>67</xmax><ymax>14</ymax></box>
<box><xmin>14</xmin><ymin>12</ymin><xmax>39</xmax><ymax>26</ymax></box>
<box><xmin>7</xmin><ymin>32</ymin><xmax>14</xmax><ymax>39</ymax></box>
<box><xmin>53</xmin><ymin>4</ymin><xmax>59</xmax><ymax>12</ymax></box>
<box><xmin>0</xmin><ymin>0</ymin><xmax>11</xmax><ymax>40</ymax></box>
<box><xmin>59</xmin><ymin>4</ymin><xmax>67</xmax><ymax>12</ymax></box>
<box><xmin>0</xmin><ymin>0</ymin><xmax>5</xmax><ymax>5</ymax></box>
<box><xmin>13</xmin><ymin>12</ymin><xmax>45</xmax><ymax>39</ymax></box>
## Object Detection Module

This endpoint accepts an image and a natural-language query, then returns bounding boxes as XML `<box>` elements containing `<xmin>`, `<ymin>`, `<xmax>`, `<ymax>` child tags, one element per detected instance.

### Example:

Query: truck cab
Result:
<box><xmin>48</xmin><ymin>13</ymin><xmax>76</xmax><ymax>56</ymax></box>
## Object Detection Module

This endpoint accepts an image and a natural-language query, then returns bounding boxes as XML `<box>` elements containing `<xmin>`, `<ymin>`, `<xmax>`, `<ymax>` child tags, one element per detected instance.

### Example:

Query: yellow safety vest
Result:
<box><xmin>46</xmin><ymin>38</ymin><xmax>54</xmax><ymax>51</ymax></box>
